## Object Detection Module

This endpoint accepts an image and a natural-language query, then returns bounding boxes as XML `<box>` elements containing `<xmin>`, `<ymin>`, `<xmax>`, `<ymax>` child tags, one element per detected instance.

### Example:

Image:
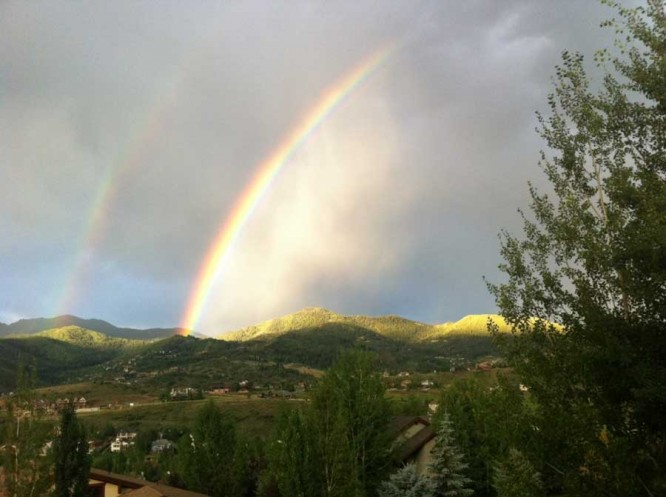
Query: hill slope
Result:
<box><xmin>36</xmin><ymin>326</ymin><xmax>147</xmax><ymax>349</ymax></box>
<box><xmin>221</xmin><ymin>307</ymin><xmax>510</xmax><ymax>342</ymax></box>
<box><xmin>1</xmin><ymin>315</ymin><xmax>182</xmax><ymax>340</ymax></box>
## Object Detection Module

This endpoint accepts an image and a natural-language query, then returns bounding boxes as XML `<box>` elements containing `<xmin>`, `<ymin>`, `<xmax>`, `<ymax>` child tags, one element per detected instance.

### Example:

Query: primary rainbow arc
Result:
<box><xmin>180</xmin><ymin>44</ymin><xmax>396</xmax><ymax>334</ymax></box>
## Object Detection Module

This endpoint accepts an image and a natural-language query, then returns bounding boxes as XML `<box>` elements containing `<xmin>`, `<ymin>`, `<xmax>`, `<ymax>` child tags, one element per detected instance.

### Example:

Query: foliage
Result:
<box><xmin>53</xmin><ymin>404</ymin><xmax>90</xmax><ymax>497</ymax></box>
<box><xmin>428</xmin><ymin>412</ymin><xmax>473</xmax><ymax>497</ymax></box>
<box><xmin>266</xmin><ymin>350</ymin><xmax>392</xmax><ymax>497</ymax></box>
<box><xmin>2</xmin><ymin>361</ymin><xmax>52</xmax><ymax>497</ymax></box>
<box><xmin>264</xmin><ymin>408</ymin><xmax>320</xmax><ymax>497</ymax></box>
<box><xmin>434</xmin><ymin>375</ymin><xmax>536</xmax><ymax>496</ymax></box>
<box><xmin>378</xmin><ymin>464</ymin><xmax>434</xmax><ymax>497</ymax></box>
<box><xmin>37</xmin><ymin>326</ymin><xmax>147</xmax><ymax>349</ymax></box>
<box><xmin>0</xmin><ymin>308</ymin><xmax>503</xmax><ymax>392</ymax></box>
<box><xmin>176</xmin><ymin>400</ymin><xmax>237</xmax><ymax>497</ymax></box>
<box><xmin>487</xmin><ymin>1</ymin><xmax>666</xmax><ymax>495</ymax></box>
<box><xmin>493</xmin><ymin>449</ymin><xmax>543</xmax><ymax>497</ymax></box>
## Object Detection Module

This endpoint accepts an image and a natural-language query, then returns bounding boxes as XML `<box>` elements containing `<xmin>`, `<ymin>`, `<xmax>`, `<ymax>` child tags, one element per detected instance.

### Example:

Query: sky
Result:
<box><xmin>0</xmin><ymin>1</ymin><xmax>622</xmax><ymax>335</ymax></box>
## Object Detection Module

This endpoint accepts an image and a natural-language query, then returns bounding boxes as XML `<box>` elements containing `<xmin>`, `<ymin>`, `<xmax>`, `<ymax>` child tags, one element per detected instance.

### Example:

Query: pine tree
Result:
<box><xmin>378</xmin><ymin>464</ymin><xmax>434</xmax><ymax>497</ymax></box>
<box><xmin>428</xmin><ymin>412</ymin><xmax>473</xmax><ymax>497</ymax></box>
<box><xmin>54</xmin><ymin>403</ymin><xmax>90</xmax><ymax>497</ymax></box>
<box><xmin>493</xmin><ymin>449</ymin><xmax>543</xmax><ymax>497</ymax></box>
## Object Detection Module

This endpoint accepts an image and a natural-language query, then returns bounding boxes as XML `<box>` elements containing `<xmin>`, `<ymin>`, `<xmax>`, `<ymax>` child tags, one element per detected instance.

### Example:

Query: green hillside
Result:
<box><xmin>36</xmin><ymin>326</ymin><xmax>148</xmax><ymax>349</ymax></box>
<box><xmin>221</xmin><ymin>307</ymin><xmax>507</xmax><ymax>342</ymax></box>
<box><xmin>1</xmin><ymin>314</ymin><xmax>181</xmax><ymax>340</ymax></box>
<box><xmin>0</xmin><ymin>336</ymin><xmax>119</xmax><ymax>391</ymax></box>
<box><xmin>428</xmin><ymin>314</ymin><xmax>512</xmax><ymax>338</ymax></box>
<box><xmin>0</xmin><ymin>310</ymin><xmax>509</xmax><ymax>393</ymax></box>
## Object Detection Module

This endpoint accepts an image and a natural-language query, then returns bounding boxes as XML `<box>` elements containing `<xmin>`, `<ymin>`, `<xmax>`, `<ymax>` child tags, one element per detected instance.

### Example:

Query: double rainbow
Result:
<box><xmin>179</xmin><ymin>43</ymin><xmax>396</xmax><ymax>334</ymax></box>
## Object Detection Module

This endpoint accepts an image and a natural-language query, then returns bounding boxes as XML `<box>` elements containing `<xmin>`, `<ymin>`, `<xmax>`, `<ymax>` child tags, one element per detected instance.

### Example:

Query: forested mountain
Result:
<box><xmin>0</xmin><ymin>310</ymin><xmax>503</xmax><ymax>392</ymax></box>
<box><xmin>221</xmin><ymin>307</ymin><xmax>509</xmax><ymax>342</ymax></box>
<box><xmin>0</xmin><ymin>314</ymin><xmax>182</xmax><ymax>340</ymax></box>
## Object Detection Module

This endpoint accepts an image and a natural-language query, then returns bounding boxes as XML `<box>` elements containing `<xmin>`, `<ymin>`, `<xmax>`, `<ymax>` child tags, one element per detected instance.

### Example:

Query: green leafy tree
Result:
<box><xmin>378</xmin><ymin>464</ymin><xmax>434</xmax><ymax>497</ymax></box>
<box><xmin>492</xmin><ymin>449</ymin><xmax>543</xmax><ymax>497</ymax></box>
<box><xmin>429</xmin><ymin>412</ymin><xmax>473</xmax><ymax>497</ymax></box>
<box><xmin>266</xmin><ymin>350</ymin><xmax>392</xmax><ymax>497</ymax></box>
<box><xmin>177</xmin><ymin>400</ymin><xmax>237</xmax><ymax>497</ymax></box>
<box><xmin>310</xmin><ymin>350</ymin><xmax>392</xmax><ymax>497</ymax></box>
<box><xmin>487</xmin><ymin>1</ymin><xmax>666</xmax><ymax>494</ymax></box>
<box><xmin>435</xmin><ymin>375</ymin><xmax>536</xmax><ymax>496</ymax></box>
<box><xmin>2</xmin><ymin>361</ymin><xmax>51</xmax><ymax>497</ymax></box>
<box><xmin>265</xmin><ymin>408</ymin><xmax>321</xmax><ymax>497</ymax></box>
<box><xmin>54</xmin><ymin>404</ymin><xmax>90</xmax><ymax>497</ymax></box>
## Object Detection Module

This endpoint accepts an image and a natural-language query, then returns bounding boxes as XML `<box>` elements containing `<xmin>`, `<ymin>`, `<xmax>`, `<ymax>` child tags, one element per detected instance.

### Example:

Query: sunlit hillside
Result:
<box><xmin>220</xmin><ymin>307</ymin><xmax>508</xmax><ymax>342</ymax></box>
<box><xmin>36</xmin><ymin>326</ymin><xmax>147</xmax><ymax>349</ymax></box>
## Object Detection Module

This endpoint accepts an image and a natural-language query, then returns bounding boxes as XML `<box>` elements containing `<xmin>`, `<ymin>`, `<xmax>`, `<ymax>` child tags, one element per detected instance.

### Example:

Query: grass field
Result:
<box><xmin>77</xmin><ymin>394</ymin><xmax>304</xmax><ymax>436</ymax></box>
<box><xmin>37</xmin><ymin>382</ymin><xmax>159</xmax><ymax>406</ymax></box>
<box><xmin>40</xmin><ymin>368</ymin><xmax>507</xmax><ymax>439</ymax></box>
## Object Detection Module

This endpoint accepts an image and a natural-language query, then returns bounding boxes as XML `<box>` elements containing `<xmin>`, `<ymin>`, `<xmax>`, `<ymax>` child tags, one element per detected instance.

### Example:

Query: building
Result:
<box><xmin>89</xmin><ymin>468</ymin><xmax>209</xmax><ymax>497</ymax></box>
<box><xmin>389</xmin><ymin>416</ymin><xmax>437</xmax><ymax>474</ymax></box>
<box><xmin>150</xmin><ymin>439</ymin><xmax>174</xmax><ymax>453</ymax></box>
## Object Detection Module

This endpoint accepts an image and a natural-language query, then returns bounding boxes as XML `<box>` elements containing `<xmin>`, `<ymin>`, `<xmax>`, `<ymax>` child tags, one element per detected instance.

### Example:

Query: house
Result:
<box><xmin>389</xmin><ymin>416</ymin><xmax>437</xmax><ymax>474</ymax></box>
<box><xmin>150</xmin><ymin>439</ymin><xmax>174</xmax><ymax>453</ymax></box>
<box><xmin>110</xmin><ymin>432</ymin><xmax>137</xmax><ymax>452</ymax></box>
<box><xmin>208</xmin><ymin>388</ymin><xmax>230</xmax><ymax>395</ymax></box>
<box><xmin>170</xmin><ymin>387</ymin><xmax>197</xmax><ymax>399</ymax></box>
<box><xmin>477</xmin><ymin>361</ymin><xmax>493</xmax><ymax>371</ymax></box>
<box><xmin>89</xmin><ymin>468</ymin><xmax>209</xmax><ymax>497</ymax></box>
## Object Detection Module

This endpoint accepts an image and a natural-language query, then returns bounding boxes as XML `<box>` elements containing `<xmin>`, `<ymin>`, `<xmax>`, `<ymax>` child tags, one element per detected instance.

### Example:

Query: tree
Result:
<box><xmin>2</xmin><ymin>360</ymin><xmax>51</xmax><ymax>497</ymax></box>
<box><xmin>53</xmin><ymin>404</ymin><xmax>90</xmax><ymax>497</ymax></box>
<box><xmin>309</xmin><ymin>349</ymin><xmax>392</xmax><ymax>497</ymax></box>
<box><xmin>378</xmin><ymin>464</ymin><xmax>434</xmax><ymax>497</ymax></box>
<box><xmin>492</xmin><ymin>449</ymin><xmax>543</xmax><ymax>497</ymax></box>
<box><xmin>487</xmin><ymin>1</ymin><xmax>666</xmax><ymax>494</ymax></box>
<box><xmin>266</xmin><ymin>350</ymin><xmax>392</xmax><ymax>497</ymax></box>
<box><xmin>428</xmin><ymin>412</ymin><xmax>473</xmax><ymax>497</ymax></box>
<box><xmin>264</xmin><ymin>408</ymin><xmax>321</xmax><ymax>497</ymax></box>
<box><xmin>436</xmin><ymin>376</ymin><xmax>538</xmax><ymax>497</ymax></box>
<box><xmin>177</xmin><ymin>400</ymin><xmax>236</xmax><ymax>497</ymax></box>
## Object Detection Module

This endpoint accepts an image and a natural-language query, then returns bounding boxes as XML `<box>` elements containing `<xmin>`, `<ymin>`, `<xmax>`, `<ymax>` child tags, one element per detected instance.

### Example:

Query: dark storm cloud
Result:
<box><xmin>0</xmin><ymin>1</ymin><xmax>621</xmax><ymax>331</ymax></box>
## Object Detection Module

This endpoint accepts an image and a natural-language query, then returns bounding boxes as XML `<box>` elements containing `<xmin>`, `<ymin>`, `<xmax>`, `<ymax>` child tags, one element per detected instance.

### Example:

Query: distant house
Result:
<box><xmin>110</xmin><ymin>432</ymin><xmax>137</xmax><ymax>452</ymax></box>
<box><xmin>170</xmin><ymin>387</ymin><xmax>198</xmax><ymax>399</ymax></box>
<box><xmin>151</xmin><ymin>438</ymin><xmax>174</xmax><ymax>453</ymax></box>
<box><xmin>89</xmin><ymin>468</ymin><xmax>210</xmax><ymax>497</ymax></box>
<box><xmin>389</xmin><ymin>416</ymin><xmax>437</xmax><ymax>474</ymax></box>
<box><xmin>209</xmin><ymin>388</ymin><xmax>230</xmax><ymax>395</ymax></box>
<box><xmin>477</xmin><ymin>361</ymin><xmax>493</xmax><ymax>371</ymax></box>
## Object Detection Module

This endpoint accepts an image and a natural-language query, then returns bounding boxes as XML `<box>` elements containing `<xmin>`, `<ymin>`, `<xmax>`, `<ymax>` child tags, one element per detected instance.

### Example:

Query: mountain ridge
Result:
<box><xmin>0</xmin><ymin>315</ymin><xmax>184</xmax><ymax>340</ymax></box>
<box><xmin>220</xmin><ymin>307</ymin><xmax>510</xmax><ymax>342</ymax></box>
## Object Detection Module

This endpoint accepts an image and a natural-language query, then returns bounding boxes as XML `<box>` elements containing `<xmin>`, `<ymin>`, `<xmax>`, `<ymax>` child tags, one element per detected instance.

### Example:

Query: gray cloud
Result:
<box><xmin>0</xmin><ymin>1</ymin><xmax>618</xmax><ymax>331</ymax></box>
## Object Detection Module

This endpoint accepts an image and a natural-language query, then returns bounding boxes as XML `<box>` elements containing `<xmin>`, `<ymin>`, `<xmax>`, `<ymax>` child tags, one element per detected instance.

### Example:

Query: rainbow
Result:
<box><xmin>180</xmin><ymin>44</ymin><xmax>396</xmax><ymax>334</ymax></box>
<box><xmin>56</xmin><ymin>79</ymin><xmax>182</xmax><ymax>316</ymax></box>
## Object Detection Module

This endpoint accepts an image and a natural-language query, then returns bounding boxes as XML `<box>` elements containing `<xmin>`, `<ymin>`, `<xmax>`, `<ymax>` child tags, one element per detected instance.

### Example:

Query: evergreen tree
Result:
<box><xmin>428</xmin><ymin>412</ymin><xmax>473</xmax><ymax>497</ymax></box>
<box><xmin>487</xmin><ymin>1</ymin><xmax>666</xmax><ymax>494</ymax></box>
<box><xmin>378</xmin><ymin>464</ymin><xmax>434</xmax><ymax>497</ymax></box>
<box><xmin>54</xmin><ymin>404</ymin><xmax>90</xmax><ymax>497</ymax></box>
<box><xmin>492</xmin><ymin>449</ymin><xmax>543</xmax><ymax>497</ymax></box>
